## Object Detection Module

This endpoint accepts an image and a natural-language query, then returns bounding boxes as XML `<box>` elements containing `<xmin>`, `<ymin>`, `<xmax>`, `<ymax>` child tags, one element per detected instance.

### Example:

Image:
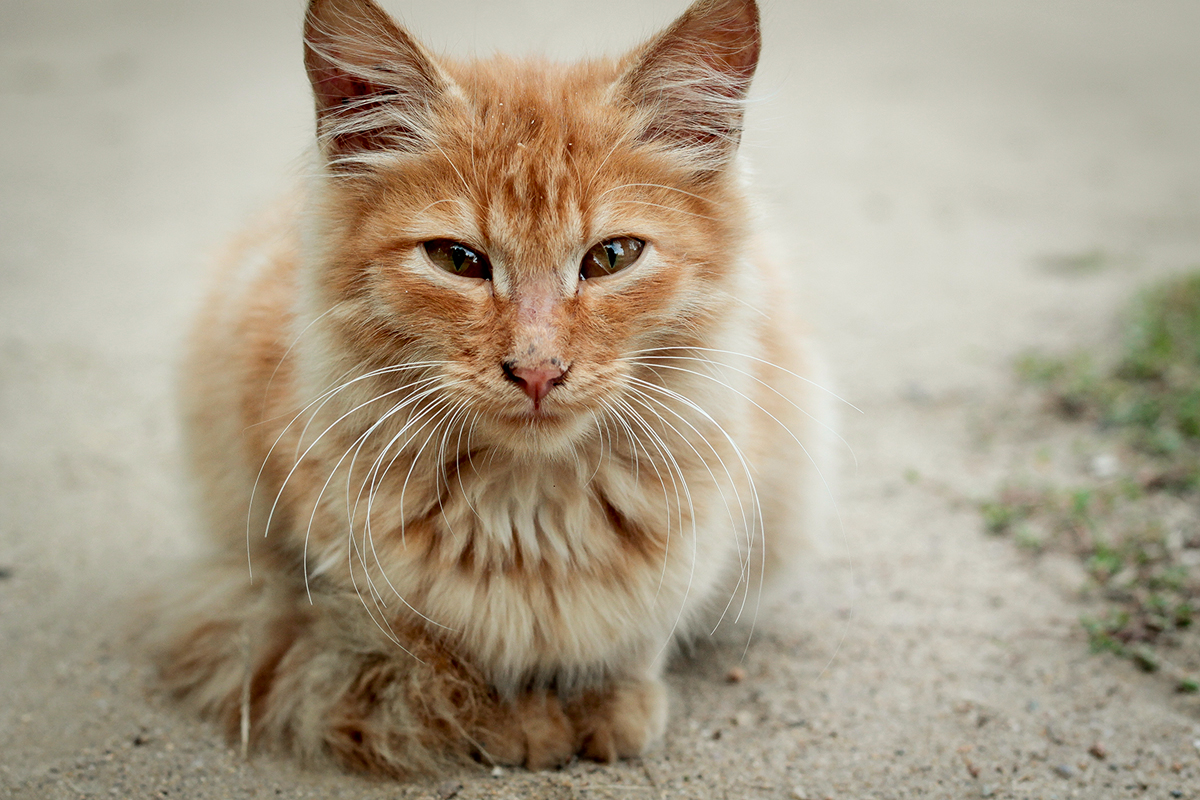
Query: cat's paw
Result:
<box><xmin>475</xmin><ymin>690</ymin><xmax>577</xmax><ymax>771</ymax></box>
<box><xmin>568</xmin><ymin>679</ymin><xmax>668</xmax><ymax>763</ymax></box>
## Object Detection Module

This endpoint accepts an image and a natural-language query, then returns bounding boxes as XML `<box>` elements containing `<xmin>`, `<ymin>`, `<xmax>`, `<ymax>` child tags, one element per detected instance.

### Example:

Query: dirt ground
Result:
<box><xmin>3</xmin><ymin>1</ymin><xmax>1200</xmax><ymax>798</ymax></box>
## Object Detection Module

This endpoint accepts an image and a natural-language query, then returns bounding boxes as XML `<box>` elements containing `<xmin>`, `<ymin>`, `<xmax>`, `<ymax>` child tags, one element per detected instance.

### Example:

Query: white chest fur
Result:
<box><xmin>348</xmin><ymin>449</ymin><xmax>738</xmax><ymax>693</ymax></box>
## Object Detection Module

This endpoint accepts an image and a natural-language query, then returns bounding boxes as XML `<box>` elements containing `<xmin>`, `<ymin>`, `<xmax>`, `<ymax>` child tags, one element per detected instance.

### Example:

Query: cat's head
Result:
<box><xmin>301</xmin><ymin>0</ymin><xmax>761</xmax><ymax>457</ymax></box>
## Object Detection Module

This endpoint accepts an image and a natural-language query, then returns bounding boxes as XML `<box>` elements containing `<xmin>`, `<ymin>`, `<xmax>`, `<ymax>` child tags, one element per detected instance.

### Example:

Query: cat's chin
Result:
<box><xmin>483</xmin><ymin>409</ymin><xmax>594</xmax><ymax>458</ymax></box>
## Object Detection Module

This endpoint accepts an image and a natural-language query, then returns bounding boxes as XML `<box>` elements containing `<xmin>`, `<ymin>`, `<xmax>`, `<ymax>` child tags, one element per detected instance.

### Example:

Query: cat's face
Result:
<box><xmin>303</xmin><ymin>0</ymin><xmax>759</xmax><ymax>455</ymax></box>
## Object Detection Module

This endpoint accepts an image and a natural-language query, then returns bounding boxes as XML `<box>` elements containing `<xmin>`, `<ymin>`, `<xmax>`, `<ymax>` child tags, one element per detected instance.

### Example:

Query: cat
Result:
<box><xmin>152</xmin><ymin>0</ymin><xmax>826</xmax><ymax>777</ymax></box>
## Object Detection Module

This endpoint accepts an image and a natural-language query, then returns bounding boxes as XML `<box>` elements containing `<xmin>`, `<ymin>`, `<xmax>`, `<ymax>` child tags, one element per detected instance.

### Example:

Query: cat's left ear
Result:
<box><xmin>616</xmin><ymin>0</ymin><xmax>760</xmax><ymax>173</ymax></box>
<box><xmin>303</xmin><ymin>0</ymin><xmax>452</xmax><ymax>170</ymax></box>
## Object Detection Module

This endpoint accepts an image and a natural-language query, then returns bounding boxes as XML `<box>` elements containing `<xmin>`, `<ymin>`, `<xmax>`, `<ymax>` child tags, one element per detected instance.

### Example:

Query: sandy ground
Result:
<box><xmin>3</xmin><ymin>1</ymin><xmax>1200</xmax><ymax>798</ymax></box>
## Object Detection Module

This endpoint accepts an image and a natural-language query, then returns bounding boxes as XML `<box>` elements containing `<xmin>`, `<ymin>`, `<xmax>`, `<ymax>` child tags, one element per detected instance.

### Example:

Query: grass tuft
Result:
<box><xmin>986</xmin><ymin>270</ymin><xmax>1200</xmax><ymax>691</ymax></box>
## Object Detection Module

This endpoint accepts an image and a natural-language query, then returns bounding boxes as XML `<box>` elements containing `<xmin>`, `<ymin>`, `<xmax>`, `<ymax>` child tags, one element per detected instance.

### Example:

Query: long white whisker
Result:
<box><xmin>596</xmin><ymin>182</ymin><xmax>714</xmax><ymax>205</ymax></box>
<box><xmin>345</xmin><ymin>509</ymin><xmax>420</xmax><ymax>659</ymax></box>
<box><xmin>634</xmin><ymin>361</ymin><xmax>844</xmax><ymax>611</ymax></box>
<box><xmin>300</xmin><ymin>378</ymin><xmax>447</xmax><ymax>603</ymax></box>
<box><xmin>245</xmin><ymin>361</ymin><xmax>444</xmax><ymax>578</ymax></box>
<box><xmin>626</xmin><ymin>345</ymin><xmax>862</xmax><ymax>414</ymax></box>
<box><xmin>434</xmin><ymin>399</ymin><xmax>474</xmax><ymax>542</ymax></box>
<box><xmin>610</xmin><ymin>395</ymin><xmax>698</xmax><ymax>651</ymax></box>
<box><xmin>354</xmin><ymin>391</ymin><xmax>466</xmax><ymax>630</ymax></box>
<box><xmin>261</xmin><ymin>302</ymin><xmax>345</xmax><ymax>405</ymax></box>
<box><xmin>585</xmin><ymin>409</ymin><xmax>606</xmax><ymax>485</ymax></box>
<box><xmin>609</xmin><ymin>199</ymin><xmax>716</xmax><ymax>221</ymax></box>
<box><xmin>458</xmin><ymin>412</ymin><xmax>485</xmax><ymax>521</ymax></box>
<box><xmin>295</xmin><ymin>363</ymin><xmax>450</xmax><ymax>457</ymax></box>
<box><xmin>343</xmin><ymin>377</ymin><xmax>447</xmax><ymax>533</ymax></box>
<box><xmin>622</xmin><ymin>383</ymin><xmax>752</xmax><ymax>629</ymax></box>
<box><xmin>630</xmin><ymin>350</ymin><xmax>857</xmax><ymax>659</ymax></box>
<box><xmin>623</xmin><ymin>382</ymin><xmax>748</xmax><ymax>580</ymax></box>
<box><xmin>350</xmin><ymin>393</ymin><xmax>463</xmax><ymax>623</ymax></box>
<box><xmin>632</xmin><ymin>353</ymin><xmax>857</xmax><ymax>467</ymax></box>
<box><xmin>605</xmin><ymin>397</ymin><xmax>684</xmax><ymax>598</ymax></box>
<box><xmin>261</xmin><ymin>371</ymin><xmax>445</xmax><ymax>579</ymax></box>
<box><xmin>451</xmin><ymin>407</ymin><xmax>483</xmax><ymax>523</ymax></box>
<box><xmin>625</xmin><ymin>377</ymin><xmax>765</xmax><ymax>640</ymax></box>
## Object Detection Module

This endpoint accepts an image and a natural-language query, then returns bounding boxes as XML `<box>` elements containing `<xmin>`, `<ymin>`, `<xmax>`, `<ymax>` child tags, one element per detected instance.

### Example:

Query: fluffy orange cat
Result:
<box><xmin>154</xmin><ymin>0</ymin><xmax>825</xmax><ymax>777</ymax></box>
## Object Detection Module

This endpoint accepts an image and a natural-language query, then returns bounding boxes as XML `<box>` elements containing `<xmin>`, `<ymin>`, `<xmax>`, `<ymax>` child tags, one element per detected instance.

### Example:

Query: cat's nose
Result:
<box><xmin>502</xmin><ymin>361</ymin><xmax>567</xmax><ymax>409</ymax></box>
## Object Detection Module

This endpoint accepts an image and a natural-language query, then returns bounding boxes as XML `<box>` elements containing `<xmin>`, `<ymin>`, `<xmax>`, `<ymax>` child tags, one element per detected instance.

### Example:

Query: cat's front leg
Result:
<box><xmin>564</xmin><ymin>677</ymin><xmax>669</xmax><ymax>763</ymax></box>
<box><xmin>473</xmin><ymin>676</ymin><xmax>667</xmax><ymax>769</ymax></box>
<box><xmin>472</xmin><ymin>690</ymin><xmax>577</xmax><ymax>770</ymax></box>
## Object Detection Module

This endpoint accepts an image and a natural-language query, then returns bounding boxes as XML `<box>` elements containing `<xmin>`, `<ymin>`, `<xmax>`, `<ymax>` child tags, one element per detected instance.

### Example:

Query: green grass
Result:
<box><xmin>987</xmin><ymin>270</ymin><xmax>1200</xmax><ymax>690</ymax></box>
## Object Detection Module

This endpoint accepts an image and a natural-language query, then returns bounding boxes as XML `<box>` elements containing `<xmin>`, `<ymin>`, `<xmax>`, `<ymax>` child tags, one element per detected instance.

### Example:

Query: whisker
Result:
<box><xmin>354</xmin><ymin>390</ymin><xmax>466</xmax><ymax>631</ymax></box>
<box><xmin>608</xmin><ymin>198</ymin><xmax>716</xmax><ymax>221</ymax></box>
<box><xmin>609</xmin><ymin>395</ymin><xmax>697</xmax><ymax>644</ymax></box>
<box><xmin>621</xmin><ymin>384</ymin><xmax>752</xmax><ymax>628</ymax></box>
<box><xmin>346</xmin><ymin>510</ymin><xmax>418</xmax><ymax>658</ymax></box>
<box><xmin>606</xmin><ymin>396</ymin><xmax>684</xmax><ymax>582</ymax></box>
<box><xmin>629</xmin><ymin>351</ymin><xmax>857</xmax><ymax>659</ymax></box>
<box><xmin>299</xmin><ymin>379</ymin><xmax>447</xmax><ymax>603</ymax></box>
<box><xmin>434</xmin><ymin>399</ymin><xmax>474</xmax><ymax>542</ymax></box>
<box><xmin>625</xmin><ymin>345</ymin><xmax>862</xmax><ymax>413</ymax></box>
<box><xmin>623</xmin><ymin>382</ymin><xmax>749</xmax><ymax>575</ymax></box>
<box><xmin>295</xmin><ymin>363</ymin><xmax>450</xmax><ymax>456</ymax></box>
<box><xmin>245</xmin><ymin>361</ymin><xmax>441</xmax><ymax>578</ymax></box>
<box><xmin>624</xmin><ymin>377</ymin><xmax>766</xmax><ymax>640</ymax></box>
<box><xmin>260</xmin><ymin>371</ymin><xmax>444</xmax><ymax>581</ymax></box>
<box><xmin>596</xmin><ymin>182</ymin><xmax>714</xmax><ymax>205</ymax></box>
<box><xmin>261</xmin><ymin>303</ymin><xmax>346</xmax><ymax>407</ymax></box>
<box><xmin>630</xmin><ymin>353</ymin><xmax>857</xmax><ymax>467</ymax></box>
<box><xmin>452</xmin><ymin>407</ymin><xmax>483</xmax><ymax>523</ymax></box>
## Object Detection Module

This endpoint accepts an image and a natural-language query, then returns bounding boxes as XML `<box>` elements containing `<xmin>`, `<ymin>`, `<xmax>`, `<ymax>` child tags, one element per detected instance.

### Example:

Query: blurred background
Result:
<box><xmin>2</xmin><ymin>1</ymin><xmax>1198</xmax><ymax>797</ymax></box>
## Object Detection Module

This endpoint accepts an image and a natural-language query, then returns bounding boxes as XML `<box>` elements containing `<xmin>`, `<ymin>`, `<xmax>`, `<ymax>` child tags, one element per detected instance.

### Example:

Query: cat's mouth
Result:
<box><xmin>506</xmin><ymin>405</ymin><xmax>568</xmax><ymax>425</ymax></box>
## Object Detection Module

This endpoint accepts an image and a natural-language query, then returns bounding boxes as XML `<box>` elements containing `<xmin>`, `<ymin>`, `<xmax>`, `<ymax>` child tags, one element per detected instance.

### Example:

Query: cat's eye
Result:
<box><xmin>580</xmin><ymin>237</ymin><xmax>645</xmax><ymax>280</ymax></box>
<box><xmin>424</xmin><ymin>239</ymin><xmax>491</xmax><ymax>280</ymax></box>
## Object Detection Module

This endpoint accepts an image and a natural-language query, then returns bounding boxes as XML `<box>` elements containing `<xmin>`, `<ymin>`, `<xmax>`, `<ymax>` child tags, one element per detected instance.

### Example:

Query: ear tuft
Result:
<box><xmin>618</xmin><ymin>0</ymin><xmax>760</xmax><ymax>172</ymax></box>
<box><xmin>303</xmin><ymin>0</ymin><xmax>447</xmax><ymax>171</ymax></box>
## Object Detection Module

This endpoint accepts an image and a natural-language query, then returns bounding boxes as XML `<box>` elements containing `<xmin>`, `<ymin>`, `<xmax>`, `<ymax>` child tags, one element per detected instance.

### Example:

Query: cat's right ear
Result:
<box><xmin>303</xmin><ymin>0</ymin><xmax>449</xmax><ymax>169</ymax></box>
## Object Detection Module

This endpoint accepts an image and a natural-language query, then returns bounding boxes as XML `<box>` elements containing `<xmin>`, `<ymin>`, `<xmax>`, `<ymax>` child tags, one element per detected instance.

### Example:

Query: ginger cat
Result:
<box><xmin>154</xmin><ymin>0</ymin><xmax>823</xmax><ymax>776</ymax></box>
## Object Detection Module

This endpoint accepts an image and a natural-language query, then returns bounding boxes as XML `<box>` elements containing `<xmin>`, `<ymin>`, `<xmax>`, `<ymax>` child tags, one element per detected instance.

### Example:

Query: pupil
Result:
<box><xmin>606</xmin><ymin>242</ymin><xmax>620</xmax><ymax>269</ymax></box>
<box><xmin>452</xmin><ymin>247</ymin><xmax>466</xmax><ymax>271</ymax></box>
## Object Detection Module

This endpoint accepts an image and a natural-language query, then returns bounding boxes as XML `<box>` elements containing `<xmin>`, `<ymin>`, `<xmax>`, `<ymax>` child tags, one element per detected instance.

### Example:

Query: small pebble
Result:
<box><xmin>1090</xmin><ymin>453</ymin><xmax>1119</xmax><ymax>479</ymax></box>
<box><xmin>733</xmin><ymin>710</ymin><xmax>754</xmax><ymax>727</ymax></box>
<box><xmin>726</xmin><ymin>666</ymin><xmax>747</xmax><ymax>683</ymax></box>
<box><xmin>1088</xmin><ymin>741</ymin><xmax>1108</xmax><ymax>760</ymax></box>
<box><xmin>789</xmin><ymin>787</ymin><xmax>808</xmax><ymax>800</ymax></box>
<box><xmin>980</xmin><ymin>785</ymin><xmax>996</xmax><ymax>798</ymax></box>
<box><xmin>490</xmin><ymin>765</ymin><xmax>505</xmax><ymax>777</ymax></box>
<box><xmin>435</xmin><ymin>779</ymin><xmax>462</xmax><ymax>799</ymax></box>
<box><xmin>1053</xmin><ymin>764</ymin><xmax>1075</xmax><ymax>779</ymax></box>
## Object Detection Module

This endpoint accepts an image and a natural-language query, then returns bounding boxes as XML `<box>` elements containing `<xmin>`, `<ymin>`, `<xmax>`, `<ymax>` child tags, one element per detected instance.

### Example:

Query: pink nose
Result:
<box><xmin>503</xmin><ymin>362</ymin><xmax>566</xmax><ymax>408</ymax></box>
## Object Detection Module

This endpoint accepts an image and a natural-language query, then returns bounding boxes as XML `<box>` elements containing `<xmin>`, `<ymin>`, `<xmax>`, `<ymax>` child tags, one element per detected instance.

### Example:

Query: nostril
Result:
<box><xmin>501</xmin><ymin>360</ymin><xmax>523</xmax><ymax>387</ymax></box>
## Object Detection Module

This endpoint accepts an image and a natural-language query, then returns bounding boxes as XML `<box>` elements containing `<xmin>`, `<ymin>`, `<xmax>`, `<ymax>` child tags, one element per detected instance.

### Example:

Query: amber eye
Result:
<box><xmin>424</xmin><ymin>239</ymin><xmax>491</xmax><ymax>280</ymax></box>
<box><xmin>580</xmin><ymin>237</ymin><xmax>645</xmax><ymax>280</ymax></box>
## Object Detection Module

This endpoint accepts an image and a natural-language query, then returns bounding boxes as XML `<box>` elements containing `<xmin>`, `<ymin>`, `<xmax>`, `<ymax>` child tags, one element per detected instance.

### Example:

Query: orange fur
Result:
<box><xmin>152</xmin><ymin>0</ymin><xmax>827</xmax><ymax>777</ymax></box>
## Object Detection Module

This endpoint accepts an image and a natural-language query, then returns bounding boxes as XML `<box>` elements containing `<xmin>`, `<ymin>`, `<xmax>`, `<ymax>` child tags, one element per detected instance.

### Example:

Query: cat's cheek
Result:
<box><xmin>365</xmin><ymin>265</ymin><xmax>493</xmax><ymax>333</ymax></box>
<box><xmin>580</xmin><ymin>264</ymin><xmax>691</xmax><ymax>342</ymax></box>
